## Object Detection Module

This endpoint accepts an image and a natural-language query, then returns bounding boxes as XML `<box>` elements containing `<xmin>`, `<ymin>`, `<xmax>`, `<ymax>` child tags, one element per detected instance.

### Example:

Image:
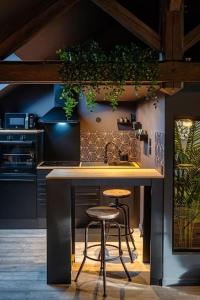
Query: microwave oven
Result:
<box><xmin>4</xmin><ymin>113</ymin><xmax>37</xmax><ymax>129</ymax></box>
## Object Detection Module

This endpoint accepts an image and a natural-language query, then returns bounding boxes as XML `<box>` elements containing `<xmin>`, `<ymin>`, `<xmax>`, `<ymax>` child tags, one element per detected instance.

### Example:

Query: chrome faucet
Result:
<box><xmin>104</xmin><ymin>142</ymin><xmax>122</xmax><ymax>164</ymax></box>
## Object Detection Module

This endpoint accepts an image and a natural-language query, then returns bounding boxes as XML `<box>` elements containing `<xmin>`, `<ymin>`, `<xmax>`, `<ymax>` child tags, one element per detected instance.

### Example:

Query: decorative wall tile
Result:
<box><xmin>155</xmin><ymin>132</ymin><xmax>165</xmax><ymax>174</ymax></box>
<box><xmin>81</xmin><ymin>130</ymin><xmax>141</xmax><ymax>162</ymax></box>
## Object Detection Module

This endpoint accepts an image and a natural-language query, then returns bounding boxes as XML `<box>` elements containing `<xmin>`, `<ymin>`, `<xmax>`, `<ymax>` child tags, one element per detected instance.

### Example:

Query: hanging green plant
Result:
<box><xmin>56</xmin><ymin>41</ymin><xmax>159</xmax><ymax>118</ymax></box>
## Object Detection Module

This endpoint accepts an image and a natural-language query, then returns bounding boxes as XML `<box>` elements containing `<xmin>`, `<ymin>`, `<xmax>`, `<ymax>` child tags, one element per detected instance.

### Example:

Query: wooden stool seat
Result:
<box><xmin>86</xmin><ymin>206</ymin><xmax>119</xmax><ymax>220</ymax></box>
<box><xmin>103</xmin><ymin>189</ymin><xmax>131</xmax><ymax>198</ymax></box>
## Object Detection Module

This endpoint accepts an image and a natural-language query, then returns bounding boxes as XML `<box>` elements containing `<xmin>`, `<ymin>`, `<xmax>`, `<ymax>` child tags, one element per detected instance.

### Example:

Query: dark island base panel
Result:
<box><xmin>47</xmin><ymin>177</ymin><xmax>164</xmax><ymax>286</ymax></box>
<box><xmin>0</xmin><ymin>218</ymin><xmax>46</xmax><ymax>229</ymax></box>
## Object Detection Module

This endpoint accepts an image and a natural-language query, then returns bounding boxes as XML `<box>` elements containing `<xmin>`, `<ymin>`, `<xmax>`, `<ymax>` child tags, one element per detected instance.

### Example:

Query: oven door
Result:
<box><xmin>0</xmin><ymin>174</ymin><xmax>37</xmax><ymax>219</ymax></box>
<box><xmin>0</xmin><ymin>140</ymin><xmax>35</xmax><ymax>173</ymax></box>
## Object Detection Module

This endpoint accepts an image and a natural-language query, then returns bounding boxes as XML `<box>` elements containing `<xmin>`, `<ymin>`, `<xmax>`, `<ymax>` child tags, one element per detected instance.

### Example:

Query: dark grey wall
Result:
<box><xmin>136</xmin><ymin>94</ymin><xmax>165</xmax><ymax>168</ymax></box>
<box><xmin>0</xmin><ymin>85</ymin><xmax>80</xmax><ymax>161</ymax></box>
<box><xmin>164</xmin><ymin>84</ymin><xmax>200</xmax><ymax>285</ymax></box>
<box><xmin>0</xmin><ymin>84</ymin><xmax>54</xmax><ymax>116</ymax></box>
<box><xmin>79</xmin><ymin>93</ymin><xmax>137</xmax><ymax>131</ymax></box>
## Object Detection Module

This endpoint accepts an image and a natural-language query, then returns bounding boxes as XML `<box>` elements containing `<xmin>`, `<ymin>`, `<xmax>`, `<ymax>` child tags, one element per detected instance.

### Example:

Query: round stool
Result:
<box><xmin>103</xmin><ymin>189</ymin><xmax>136</xmax><ymax>263</ymax></box>
<box><xmin>74</xmin><ymin>206</ymin><xmax>131</xmax><ymax>298</ymax></box>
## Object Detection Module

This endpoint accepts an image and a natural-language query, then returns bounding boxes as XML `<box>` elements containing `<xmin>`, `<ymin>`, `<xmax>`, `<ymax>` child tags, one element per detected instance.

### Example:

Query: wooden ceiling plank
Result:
<box><xmin>0</xmin><ymin>0</ymin><xmax>79</xmax><ymax>59</ymax></box>
<box><xmin>169</xmin><ymin>0</ymin><xmax>183</xmax><ymax>11</ymax></box>
<box><xmin>184</xmin><ymin>24</ymin><xmax>200</xmax><ymax>52</ymax></box>
<box><xmin>0</xmin><ymin>61</ymin><xmax>200</xmax><ymax>83</ymax></box>
<box><xmin>91</xmin><ymin>0</ymin><xmax>160</xmax><ymax>50</ymax></box>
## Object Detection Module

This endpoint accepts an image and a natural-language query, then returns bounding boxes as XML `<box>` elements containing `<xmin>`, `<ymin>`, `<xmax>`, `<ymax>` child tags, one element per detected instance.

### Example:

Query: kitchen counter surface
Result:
<box><xmin>46</xmin><ymin>168</ymin><xmax>163</xmax><ymax>179</ymax></box>
<box><xmin>37</xmin><ymin>161</ymin><xmax>140</xmax><ymax>170</ymax></box>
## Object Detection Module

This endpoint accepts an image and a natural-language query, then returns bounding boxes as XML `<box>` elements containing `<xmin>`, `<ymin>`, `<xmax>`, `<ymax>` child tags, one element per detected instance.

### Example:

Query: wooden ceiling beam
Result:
<box><xmin>0</xmin><ymin>0</ymin><xmax>79</xmax><ymax>59</ymax></box>
<box><xmin>161</xmin><ymin>0</ymin><xmax>184</xmax><ymax>95</ymax></box>
<box><xmin>0</xmin><ymin>61</ymin><xmax>200</xmax><ymax>83</ymax></box>
<box><xmin>184</xmin><ymin>24</ymin><xmax>200</xmax><ymax>52</ymax></box>
<box><xmin>160</xmin><ymin>81</ymin><xmax>184</xmax><ymax>95</ymax></box>
<box><xmin>159</xmin><ymin>61</ymin><xmax>200</xmax><ymax>82</ymax></box>
<box><xmin>169</xmin><ymin>0</ymin><xmax>183</xmax><ymax>11</ymax></box>
<box><xmin>163</xmin><ymin>3</ymin><xmax>184</xmax><ymax>60</ymax></box>
<box><xmin>91</xmin><ymin>0</ymin><xmax>160</xmax><ymax>50</ymax></box>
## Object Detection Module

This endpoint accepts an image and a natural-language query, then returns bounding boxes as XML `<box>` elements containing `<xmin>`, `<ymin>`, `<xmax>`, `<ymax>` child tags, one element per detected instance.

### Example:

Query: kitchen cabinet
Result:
<box><xmin>37</xmin><ymin>170</ymin><xmax>50</xmax><ymax>218</ymax></box>
<box><xmin>0</xmin><ymin>130</ymin><xmax>44</xmax><ymax>228</ymax></box>
<box><xmin>0</xmin><ymin>174</ymin><xmax>37</xmax><ymax>219</ymax></box>
<box><xmin>37</xmin><ymin>170</ymin><xmax>100</xmax><ymax>226</ymax></box>
<box><xmin>75</xmin><ymin>185</ymin><xmax>138</xmax><ymax>228</ymax></box>
<box><xmin>75</xmin><ymin>186</ymin><xmax>100</xmax><ymax>227</ymax></box>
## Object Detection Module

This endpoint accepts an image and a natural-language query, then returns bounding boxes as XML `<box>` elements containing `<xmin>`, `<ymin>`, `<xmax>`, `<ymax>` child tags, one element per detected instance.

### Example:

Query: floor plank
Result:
<box><xmin>0</xmin><ymin>229</ymin><xmax>199</xmax><ymax>300</ymax></box>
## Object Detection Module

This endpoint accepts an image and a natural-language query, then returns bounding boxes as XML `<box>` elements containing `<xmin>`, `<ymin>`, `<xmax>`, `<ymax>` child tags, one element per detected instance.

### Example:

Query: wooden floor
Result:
<box><xmin>0</xmin><ymin>229</ymin><xmax>200</xmax><ymax>300</ymax></box>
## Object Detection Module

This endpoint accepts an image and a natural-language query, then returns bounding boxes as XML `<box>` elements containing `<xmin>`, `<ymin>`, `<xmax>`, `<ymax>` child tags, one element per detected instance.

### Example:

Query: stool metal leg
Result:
<box><xmin>113</xmin><ymin>221</ymin><xmax>131</xmax><ymax>282</ymax></box>
<box><xmin>75</xmin><ymin>221</ymin><xmax>100</xmax><ymax>282</ymax></box>
<box><xmin>120</xmin><ymin>205</ymin><xmax>134</xmax><ymax>263</ymax></box>
<box><xmin>109</xmin><ymin>199</ymin><xmax>135</xmax><ymax>262</ymax></box>
<box><xmin>101</xmin><ymin>220</ymin><xmax>107</xmax><ymax>298</ymax></box>
<box><xmin>121</xmin><ymin>203</ymin><xmax>136</xmax><ymax>251</ymax></box>
<box><xmin>99</xmin><ymin>222</ymin><xmax>104</xmax><ymax>276</ymax></box>
<box><xmin>74</xmin><ymin>224</ymin><xmax>89</xmax><ymax>282</ymax></box>
<box><xmin>98</xmin><ymin>222</ymin><xmax>110</xmax><ymax>262</ymax></box>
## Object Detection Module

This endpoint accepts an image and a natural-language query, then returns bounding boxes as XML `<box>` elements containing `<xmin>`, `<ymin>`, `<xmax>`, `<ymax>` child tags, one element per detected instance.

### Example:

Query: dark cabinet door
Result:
<box><xmin>37</xmin><ymin>170</ymin><xmax>51</xmax><ymax>218</ymax></box>
<box><xmin>37</xmin><ymin>170</ymin><xmax>100</xmax><ymax>227</ymax></box>
<box><xmin>0</xmin><ymin>176</ymin><xmax>36</xmax><ymax>219</ymax></box>
<box><xmin>75</xmin><ymin>186</ymin><xmax>100</xmax><ymax>228</ymax></box>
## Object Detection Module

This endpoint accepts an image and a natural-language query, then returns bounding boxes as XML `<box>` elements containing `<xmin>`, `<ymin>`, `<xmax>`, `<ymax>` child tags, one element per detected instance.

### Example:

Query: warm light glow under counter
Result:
<box><xmin>46</xmin><ymin>168</ymin><xmax>164</xmax><ymax>179</ymax></box>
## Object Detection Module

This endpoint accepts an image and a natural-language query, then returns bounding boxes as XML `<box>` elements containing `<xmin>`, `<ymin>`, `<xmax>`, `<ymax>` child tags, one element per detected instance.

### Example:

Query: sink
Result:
<box><xmin>80</xmin><ymin>161</ymin><xmax>139</xmax><ymax>168</ymax></box>
<box><xmin>108</xmin><ymin>161</ymin><xmax>133</xmax><ymax>166</ymax></box>
<box><xmin>80</xmin><ymin>161</ymin><xmax>107</xmax><ymax>167</ymax></box>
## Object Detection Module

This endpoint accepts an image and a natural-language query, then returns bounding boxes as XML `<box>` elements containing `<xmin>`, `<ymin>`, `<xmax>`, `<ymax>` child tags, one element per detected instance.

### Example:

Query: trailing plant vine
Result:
<box><xmin>56</xmin><ymin>41</ymin><xmax>159</xmax><ymax>119</ymax></box>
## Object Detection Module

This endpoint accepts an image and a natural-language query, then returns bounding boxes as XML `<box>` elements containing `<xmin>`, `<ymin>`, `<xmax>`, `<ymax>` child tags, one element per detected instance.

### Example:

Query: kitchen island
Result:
<box><xmin>46</xmin><ymin>168</ymin><xmax>164</xmax><ymax>285</ymax></box>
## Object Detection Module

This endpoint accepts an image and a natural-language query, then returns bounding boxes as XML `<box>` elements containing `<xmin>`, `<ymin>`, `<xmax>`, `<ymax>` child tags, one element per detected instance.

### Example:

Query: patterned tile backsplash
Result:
<box><xmin>80</xmin><ymin>130</ymin><xmax>141</xmax><ymax>162</ymax></box>
<box><xmin>155</xmin><ymin>132</ymin><xmax>165</xmax><ymax>174</ymax></box>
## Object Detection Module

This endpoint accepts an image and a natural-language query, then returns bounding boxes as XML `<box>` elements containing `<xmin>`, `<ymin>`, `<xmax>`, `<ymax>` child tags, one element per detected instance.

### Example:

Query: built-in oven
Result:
<box><xmin>0</xmin><ymin>131</ymin><xmax>43</xmax><ymax>174</ymax></box>
<box><xmin>0</xmin><ymin>130</ymin><xmax>44</xmax><ymax>225</ymax></box>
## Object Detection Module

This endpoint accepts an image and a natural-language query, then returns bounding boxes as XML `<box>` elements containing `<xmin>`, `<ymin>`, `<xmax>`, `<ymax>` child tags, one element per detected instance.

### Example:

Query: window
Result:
<box><xmin>173</xmin><ymin>119</ymin><xmax>200</xmax><ymax>251</ymax></box>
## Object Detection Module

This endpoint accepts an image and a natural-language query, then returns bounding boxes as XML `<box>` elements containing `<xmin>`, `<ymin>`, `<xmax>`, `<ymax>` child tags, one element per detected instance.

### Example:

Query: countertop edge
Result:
<box><xmin>46</xmin><ymin>168</ymin><xmax>164</xmax><ymax>179</ymax></box>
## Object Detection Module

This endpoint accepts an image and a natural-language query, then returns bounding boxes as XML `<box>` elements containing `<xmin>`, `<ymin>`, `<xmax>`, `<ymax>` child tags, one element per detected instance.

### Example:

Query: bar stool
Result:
<box><xmin>103</xmin><ymin>189</ymin><xmax>136</xmax><ymax>263</ymax></box>
<box><xmin>75</xmin><ymin>206</ymin><xmax>131</xmax><ymax>298</ymax></box>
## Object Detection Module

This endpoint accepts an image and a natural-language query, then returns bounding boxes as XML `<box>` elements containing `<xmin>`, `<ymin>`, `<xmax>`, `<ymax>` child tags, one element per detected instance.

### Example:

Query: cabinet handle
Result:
<box><xmin>0</xmin><ymin>179</ymin><xmax>35</xmax><ymax>182</ymax></box>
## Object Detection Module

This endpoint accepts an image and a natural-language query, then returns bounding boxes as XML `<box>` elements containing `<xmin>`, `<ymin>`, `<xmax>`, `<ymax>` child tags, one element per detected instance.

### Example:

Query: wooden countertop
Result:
<box><xmin>46</xmin><ymin>168</ymin><xmax>163</xmax><ymax>179</ymax></box>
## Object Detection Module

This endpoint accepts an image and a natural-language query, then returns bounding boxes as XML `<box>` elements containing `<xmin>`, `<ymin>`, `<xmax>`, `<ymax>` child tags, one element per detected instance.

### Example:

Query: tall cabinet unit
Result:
<box><xmin>0</xmin><ymin>130</ymin><xmax>44</xmax><ymax>228</ymax></box>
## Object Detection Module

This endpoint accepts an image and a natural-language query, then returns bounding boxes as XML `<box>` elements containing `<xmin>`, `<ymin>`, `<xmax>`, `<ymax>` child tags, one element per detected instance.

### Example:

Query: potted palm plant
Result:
<box><xmin>174</xmin><ymin>119</ymin><xmax>200</xmax><ymax>250</ymax></box>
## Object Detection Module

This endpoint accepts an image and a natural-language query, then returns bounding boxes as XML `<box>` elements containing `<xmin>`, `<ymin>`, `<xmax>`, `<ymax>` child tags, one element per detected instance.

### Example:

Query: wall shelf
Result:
<box><xmin>117</xmin><ymin>121</ymin><xmax>132</xmax><ymax>131</ymax></box>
